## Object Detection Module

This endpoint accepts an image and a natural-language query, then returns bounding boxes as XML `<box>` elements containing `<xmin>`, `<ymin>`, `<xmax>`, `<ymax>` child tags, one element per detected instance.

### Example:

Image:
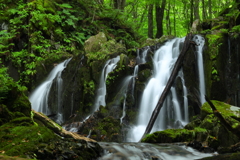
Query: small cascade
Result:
<box><xmin>179</xmin><ymin>69</ymin><xmax>189</xmax><ymax>123</ymax></box>
<box><xmin>120</xmin><ymin>47</ymin><xmax>149</xmax><ymax>123</ymax></box>
<box><xmin>127</xmin><ymin>38</ymin><xmax>188</xmax><ymax>142</ymax></box>
<box><xmin>29</xmin><ymin>58</ymin><xmax>72</xmax><ymax>122</ymax></box>
<box><xmin>136</xmin><ymin>46</ymin><xmax>149</xmax><ymax>64</ymax></box>
<box><xmin>192</xmin><ymin>35</ymin><xmax>206</xmax><ymax>105</ymax></box>
<box><xmin>93</xmin><ymin>56</ymin><xmax>120</xmax><ymax>111</ymax></box>
<box><xmin>131</xmin><ymin>65</ymin><xmax>139</xmax><ymax>96</ymax></box>
<box><xmin>120</xmin><ymin>92</ymin><xmax>127</xmax><ymax>124</ymax></box>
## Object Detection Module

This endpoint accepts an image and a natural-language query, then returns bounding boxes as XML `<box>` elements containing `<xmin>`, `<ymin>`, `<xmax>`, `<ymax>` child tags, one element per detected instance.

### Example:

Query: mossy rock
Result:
<box><xmin>140</xmin><ymin>35</ymin><xmax>175</xmax><ymax>47</ymax></box>
<box><xmin>84</xmin><ymin>32</ymin><xmax>107</xmax><ymax>53</ymax></box>
<box><xmin>141</xmin><ymin>128</ymin><xmax>207</xmax><ymax>143</ymax></box>
<box><xmin>201</xmin><ymin>100</ymin><xmax>240</xmax><ymax>120</ymax></box>
<box><xmin>0</xmin><ymin>123</ymin><xmax>57</xmax><ymax>158</ymax></box>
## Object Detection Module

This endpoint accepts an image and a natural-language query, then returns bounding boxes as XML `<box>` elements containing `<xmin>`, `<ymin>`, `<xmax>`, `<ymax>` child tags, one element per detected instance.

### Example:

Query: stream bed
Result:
<box><xmin>98</xmin><ymin>142</ymin><xmax>215</xmax><ymax>160</ymax></box>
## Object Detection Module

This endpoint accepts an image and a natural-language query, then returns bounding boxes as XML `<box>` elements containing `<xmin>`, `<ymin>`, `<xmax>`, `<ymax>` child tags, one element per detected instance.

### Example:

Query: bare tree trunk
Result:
<box><xmin>148</xmin><ymin>4</ymin><xmax>154</xmax><ymax>38</ymax></box>
<box><xmin>166</xmin><ymin>2</ymin><xmax>171</xmax><ymax>35</ymax></box>
<box><xmin>194</xmin><ymin>0</ymin><xmax>200</xmax><ymax>20</ymax></box>
<box><xmin>140</xmin><ymin>33</ymin><xmax>194</xmax><ymax>141</ymax></box>
<box><xmin>173</xmin><ymin>0</ymin><xmax>176</xmax><ymax>36</ymax></box>
<box><xmin>202</xmin><ymin>0</ymin><xmax>206</xmax><ymax>20</ymax></box>
<box><xmin>113</xmin><ymin>0</ymin><xmax>126</xmax><ymax>10</ymax></box>
<box><xmin>190</xmin><ymin>0</ymin><xmax>194</xmax><ymax>28</ymax></box>
<box><xmin>155</xmin><ymin>0</ymin><xmax>166</xmax><ymax>38</ymax></box>
<box><xmin>208</xmin><ymin>0</ymin><xmax>212</xmax><ymax>19</ymax></box>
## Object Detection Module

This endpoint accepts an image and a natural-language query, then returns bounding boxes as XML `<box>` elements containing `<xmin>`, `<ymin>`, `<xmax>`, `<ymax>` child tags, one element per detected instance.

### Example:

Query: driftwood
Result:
<box><xmin>140</xmin><ymin>33</ymin><xmax>194</xmax><ymax>141</ymax></box>
<box><xmin>205</xmin><ymin>96</ymin><xmax>240</xmax><ymax>139</ymax></box>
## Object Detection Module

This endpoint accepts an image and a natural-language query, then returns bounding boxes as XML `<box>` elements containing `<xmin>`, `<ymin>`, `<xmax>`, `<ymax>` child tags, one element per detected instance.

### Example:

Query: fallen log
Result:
<box><xmin>140</xmin><ymin>33</ymin><xmax>194</xmax><ymax>141</ymax></box>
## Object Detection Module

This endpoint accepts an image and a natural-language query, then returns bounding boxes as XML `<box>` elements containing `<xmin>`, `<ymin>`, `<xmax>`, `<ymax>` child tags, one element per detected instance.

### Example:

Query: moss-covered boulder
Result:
<box><xmin>141</xmin><ymin>127</ymin><xmax>208</xmax><ymax>144</ymax></box>
<box><xmin>84</xmin><ymin>32</ymin><xmax>108</xmax><ymax>53</ymax></box>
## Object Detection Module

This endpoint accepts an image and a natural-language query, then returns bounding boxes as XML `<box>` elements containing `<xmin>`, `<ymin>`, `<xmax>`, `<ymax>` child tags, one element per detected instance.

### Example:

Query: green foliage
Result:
<box><xmin>0</xmin><ymin>0</ymin><xmax>92</xmax><ymax>86</ymax></box>
<box><xmin>230</xmin><ymin>25</ymin><xmax>240</xmax><ymax>38</ymax></box>
<box><xmin>87</xmin><ymin>52</ymin><xmax>109</xmax><ymax>65</ymax></box>
<box><xmin>211</xmin><ymin>67</ymin><xmax>220</xmax><ymax>82</ymax></box>
<box><xmin>206</xmin><ymin>33</ymin><xmax>223</xmax><ymax>60</ymax></box>
<box><xmin>0</xmin><ymin>66</ymin><xmax>12</xmax><ymax>102</ymax></box>
<box><xmin>83</xmin><ymin>80</ymin><xmax>95</xmax><ymax>96</ymax></box>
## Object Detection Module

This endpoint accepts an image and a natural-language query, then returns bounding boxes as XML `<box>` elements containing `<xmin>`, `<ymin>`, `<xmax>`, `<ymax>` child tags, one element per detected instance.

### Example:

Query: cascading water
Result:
<box><xmin>29</xmin><ymin>58</ymin><xmax>72</xmax><ymax>123</ymax></box>
<box><xmin>193</xmin><ymin>35</ymin><xmax>206</xmax><ymax>105</ymax></box>
<box><xmin>93</xmin><ymin>56</ymin><xmax>120</xmax><ymax>111</ymax></box>
<box><xmin>127</xmin><ymin>38</ymin><xmax>190</xmax><ymax>142</ymax></box>
<box><xmin>119</xmin><ymin>48</ymin><xmax>149</xmax><ymax>123</ymax></box>
<box><xmin>136</xmin><ymin>46</ymin><xmax>149</xmax><ymax>64</ymax></box>
<box><xmin>179</xmin><ymin>69</ymin><xmax>189</xmax><ymax>122</ymax></box>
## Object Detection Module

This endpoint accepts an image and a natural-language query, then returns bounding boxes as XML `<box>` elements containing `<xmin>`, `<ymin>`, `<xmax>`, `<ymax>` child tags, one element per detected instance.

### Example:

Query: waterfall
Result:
<box><xmin>93</xmin><ymin>56</ymin><xmax>120</xmax><ymax>111</ymax></box>
<box><xmin>29</xmin><ymin>58</ymin><xmax>72</xmax><ymax>122</ymax></box>
<box><xmin>127</xmin><ymin>38</ymin><xmax>190</xmax><ymax>142</ymax></box>
<box><xmin>193</xmin><ymin>35</ymin><xmax>206</xmax><ymax>105</ymax></box>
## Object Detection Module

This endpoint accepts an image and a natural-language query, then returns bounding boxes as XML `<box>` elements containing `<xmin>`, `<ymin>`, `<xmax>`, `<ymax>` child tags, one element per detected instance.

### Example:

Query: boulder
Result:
<box><xmin>84</xmin><ymin>32</ymin><xmax>107</xmax><ymax>53</ymax></box>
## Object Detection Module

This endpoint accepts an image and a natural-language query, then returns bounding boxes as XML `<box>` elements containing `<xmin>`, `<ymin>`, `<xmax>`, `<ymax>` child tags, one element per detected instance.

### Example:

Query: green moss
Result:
<box><xmin>201</xmin><ymin>100</ymin><xmax>235</xmax><ymax>117</ymax></box>
<box><xmin>0</xmin><ymin>123</ymin><xmax>57</xmax><ymax>158</ymax></box>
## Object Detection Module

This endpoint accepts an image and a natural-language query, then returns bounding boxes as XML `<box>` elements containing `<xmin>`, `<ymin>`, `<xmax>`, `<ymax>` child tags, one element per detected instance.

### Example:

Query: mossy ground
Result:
<box><xmin>0</xmin><ymin>121</ymin><xmax>57</xmax><ymax>158</ymax></box>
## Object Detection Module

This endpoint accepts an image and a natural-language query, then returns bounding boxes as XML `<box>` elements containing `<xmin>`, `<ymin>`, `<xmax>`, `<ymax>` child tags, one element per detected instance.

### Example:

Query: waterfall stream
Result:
<box><xmin>93</xmin><ymin>56</ymin><xmax>120</xmax><ymax>111</ymax></box>
<box><xmin>29</xmin><ymin>58</ymin><xmax>72</xmax><ymax>123</ymax></box>
<box><xmin>193</xmin><ymin>35</ymin><xmax>206</xmax><ymax>105</ymax></box>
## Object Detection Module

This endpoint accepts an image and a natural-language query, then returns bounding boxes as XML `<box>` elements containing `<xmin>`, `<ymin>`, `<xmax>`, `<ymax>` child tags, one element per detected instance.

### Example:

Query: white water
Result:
<box><xmin>93</xmin><ymin>56</ymin><xmax>120</xmax><ymax>111</ymax></box>
<box><xmin>127</xmin><ymin>38</ymin><xmax>190</xmax><ymax>142</ymax></box>
<box><xmin>193</xmin><ymin>35</ymin><xmax>206</xmax><ymax>105</ymax></box>
<box><xmin>120</xmin><ymin>48</ymin><xmax>149</xmax><ymax>123</ymax></box>
<box><xmin>179</xmin><ymin>69</ymin><xmax>189</xmax><ymax>122</ymax></box>
<box><xmin>98</xmin><ymin>142</ymin><xmax>214</xmax><ymax>160</ymax></box>
<box><xmin>136</xmin><ymin>46</ymin><xmax>149</xmax><ymax>64</ymax></box>
<box><xmin>29</xmin><ymin>58</ymin><xmax>72</xmax><ymax>123</ymax></box>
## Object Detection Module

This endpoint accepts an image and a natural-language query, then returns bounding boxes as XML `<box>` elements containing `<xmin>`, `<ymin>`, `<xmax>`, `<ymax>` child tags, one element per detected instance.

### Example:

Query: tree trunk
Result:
<box><xmin>194</xmin><ymin>0</ymin><xmax>200</xmax><ymax>20</ymax></box>
<box><xmin>140</xmin><ymin>33</ymin><xmax>194</xmax><ymax>141</ymax></box>
<box><xmin>166</xmin><ymin>2</ymin><xmax>171</xmax><ymax>35</ymax></box>
<box><xmin>208</xmin><ymin>0</ymin><xmax>212</xmax><ymax>19</ymax></box>
<box><xmin>113</xmin><ymin>0</ymin><xmax>126</xmax><ymax>10</ymax></box>
<box><xmin>202</xmin><ymin>0</ymin><xmax>206</xmax><ymax>20</ymax></box>
<box><xmin>148</xmin><ymin>4</ymin><xmax>154</xmax><ymax>38</ymax></box>
<box><xmin>155</xmin><ymin>0</ymin><xmax>166</xmax><ymax>38</ymax></box>
<box><xmin>173</xmin><ymin>0</ymin><xmax>176</xmax><ymax>36</ymax></box>
<box><xmin>190</xmin><ymin>0</ymin><xmax>194</xmax><ymax>28</ymax></box>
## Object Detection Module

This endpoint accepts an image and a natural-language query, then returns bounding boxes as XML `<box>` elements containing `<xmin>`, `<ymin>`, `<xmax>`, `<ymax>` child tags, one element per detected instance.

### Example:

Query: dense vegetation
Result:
<box><xmin>1</xmin><ymin>0</ymin><xmax>240</xmax><ymax>159</ymax></box>
<box><xmin>0</xmin><ymin>0</ymin><xmax>239</xmax><ymax>93</ymax></box>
